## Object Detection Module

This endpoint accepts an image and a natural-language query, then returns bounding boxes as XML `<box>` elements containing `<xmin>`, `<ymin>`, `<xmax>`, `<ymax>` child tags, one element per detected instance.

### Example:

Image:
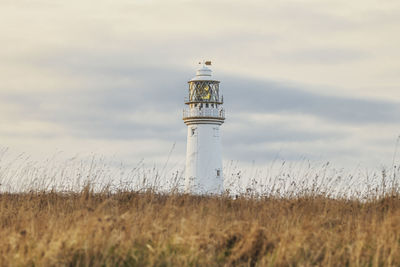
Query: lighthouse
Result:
<box><xmin>183</xmin><ymin>61</ymin><xmax>225</xmax><ymax>194</ymax></box>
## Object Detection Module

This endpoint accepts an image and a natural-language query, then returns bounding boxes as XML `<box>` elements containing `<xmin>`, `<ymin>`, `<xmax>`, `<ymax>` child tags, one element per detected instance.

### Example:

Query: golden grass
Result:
<box><xmin>1</xmin><ymin>189</ymin><xmax>400</xmax><ymax>266</ymax></box>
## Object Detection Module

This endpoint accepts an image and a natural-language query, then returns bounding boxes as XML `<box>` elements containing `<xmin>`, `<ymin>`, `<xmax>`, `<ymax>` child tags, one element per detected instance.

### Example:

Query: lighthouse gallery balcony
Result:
<box><xmin>183</xmin><ymin>107</ymin><xmax>225</xmax><ymax>120</ymax></box>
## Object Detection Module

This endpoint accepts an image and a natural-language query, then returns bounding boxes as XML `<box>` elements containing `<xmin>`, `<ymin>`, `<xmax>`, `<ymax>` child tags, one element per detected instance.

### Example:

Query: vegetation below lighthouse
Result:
<box><xmin>1</xmin><ymin>189</ymin><xmax>400</xmax><ymax>266</ymax></box>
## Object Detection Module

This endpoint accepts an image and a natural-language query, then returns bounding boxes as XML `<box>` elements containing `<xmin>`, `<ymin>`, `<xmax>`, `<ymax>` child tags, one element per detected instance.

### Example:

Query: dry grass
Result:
<box><xmin>1</xmin><ymin>188</ymin><xmax>400</xmax><ymax>266</ymax></box>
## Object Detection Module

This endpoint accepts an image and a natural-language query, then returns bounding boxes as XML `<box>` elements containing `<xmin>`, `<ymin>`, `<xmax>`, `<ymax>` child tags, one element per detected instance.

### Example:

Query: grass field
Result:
<box><xmin>1</xmin><ymin>188</ymin><xmax>400</xmax><ymax>266</ymax></box>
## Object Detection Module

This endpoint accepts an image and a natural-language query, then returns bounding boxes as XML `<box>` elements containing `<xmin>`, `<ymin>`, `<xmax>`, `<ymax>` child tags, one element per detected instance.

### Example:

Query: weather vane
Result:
<box><xmin>198</xmin><ymin>60</ymin><xmax>212</xmax><ymax>66</ymax></box>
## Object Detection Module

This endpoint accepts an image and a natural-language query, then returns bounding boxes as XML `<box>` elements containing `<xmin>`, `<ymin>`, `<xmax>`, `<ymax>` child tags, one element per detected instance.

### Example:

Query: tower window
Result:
<box><xmin>213</xmin><ymin>127</ymin><xmax>219</xmax><ymax>137</ymax></box>
<box><xmin>216</xmin><ymin>169</ymin><xmax>221</xmax><ymax>177</ymax></box>
<box><xmin>206</xmin><ymin>104</ymin><xmax>209</xmax><ymax>108</ymax></box>
<box><xmin>191</xmin><ymin>127</ymin><xmax>196</xmax><ymax>136</ymax></box>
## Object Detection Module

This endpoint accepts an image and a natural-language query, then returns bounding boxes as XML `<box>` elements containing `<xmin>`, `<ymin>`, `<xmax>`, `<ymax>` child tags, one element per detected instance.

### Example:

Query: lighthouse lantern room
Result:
<box><xmin>183</xmin><ymin>61</ymin><xmax>225</xmax><ymax>194</ymax></box>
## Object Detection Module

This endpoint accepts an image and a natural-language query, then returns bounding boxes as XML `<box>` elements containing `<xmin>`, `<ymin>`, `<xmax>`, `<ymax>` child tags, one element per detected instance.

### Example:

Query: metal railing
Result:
<box><xmin>184</xmin><ymin>95</ymin><xmax>224</xmax><ymax>104</ymax></box>
<box><xmin>183</xmin><ymin>108</ymin><xmax>225</xmax><ymax>119</ymax></box>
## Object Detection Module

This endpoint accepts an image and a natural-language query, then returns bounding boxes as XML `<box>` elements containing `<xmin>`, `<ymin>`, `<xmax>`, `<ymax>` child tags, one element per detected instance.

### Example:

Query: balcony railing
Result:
<box><xmin>183</xmin><ymin>108</ymin><xmax>225</xmax><ymax>119</ymax></box>
<box><xmin>184</xmin><ymin>95</ymin><xmax>224</xmax><ymax>104</ymax></box>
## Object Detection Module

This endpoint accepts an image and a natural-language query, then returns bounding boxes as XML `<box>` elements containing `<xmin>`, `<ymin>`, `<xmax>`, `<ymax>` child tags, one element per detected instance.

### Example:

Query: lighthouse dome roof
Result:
<box><xmin>189</xmin><ymin>63</ymin><xmax>219</xmax><ymax>82</ymax></box>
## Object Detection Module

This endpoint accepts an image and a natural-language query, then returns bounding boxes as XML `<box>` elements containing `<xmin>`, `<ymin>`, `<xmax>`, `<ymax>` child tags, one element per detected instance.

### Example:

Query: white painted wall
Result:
<box><xmin>185</xmin><ymin>117</ymin><xmax>223</xmax><ymax>194</ymax></box>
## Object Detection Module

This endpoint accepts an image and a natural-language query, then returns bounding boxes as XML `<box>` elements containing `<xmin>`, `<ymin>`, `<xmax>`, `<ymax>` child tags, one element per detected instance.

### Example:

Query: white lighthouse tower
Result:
<box><xmin>183</xmin><ymin>61</ymin><xmax>225</xmax><ymax>194</ymax></box>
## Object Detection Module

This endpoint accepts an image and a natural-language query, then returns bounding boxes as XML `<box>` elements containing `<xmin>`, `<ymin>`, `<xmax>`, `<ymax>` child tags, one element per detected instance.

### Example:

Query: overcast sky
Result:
<box><xmin>1</xmin><ymin>0</ymin><xmax>400</xmax><ymax>172</ymax></box>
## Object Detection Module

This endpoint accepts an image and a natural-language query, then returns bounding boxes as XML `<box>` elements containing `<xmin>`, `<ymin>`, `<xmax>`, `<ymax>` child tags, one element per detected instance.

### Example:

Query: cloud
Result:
<box><xmin>222</xmin><ymin>76</ymin><xmax>400</xmax><ymax>124</ymax></box>
<box><xmin>274</xmin><ymin>48</ymin><xmax>369</xmax><ymax>64</ymax></box>
<box><xmin>2</xmin><ymin>60</ymin><xmax>398</xmax><ymax>143</ymax></box>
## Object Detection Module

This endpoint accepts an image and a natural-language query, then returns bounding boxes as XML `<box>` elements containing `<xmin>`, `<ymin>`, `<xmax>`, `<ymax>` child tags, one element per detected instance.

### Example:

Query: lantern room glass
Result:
<box><xmin>188</xmin><ymin>81</ymin><xmax>221</xmax><ymax>103</ymax></box>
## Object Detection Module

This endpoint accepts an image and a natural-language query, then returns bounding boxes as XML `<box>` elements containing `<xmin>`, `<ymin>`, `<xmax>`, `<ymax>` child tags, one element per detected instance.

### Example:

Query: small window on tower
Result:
<box><xmin>213</xmin><ymin>127</ymin><xmax>219</xmax><ymax>137</ymax></box>
<box><xmin>216</xmin><ymin>169</ymin><xmax>221</xmax><ymax>177</ymax></box>
<box><xmin>206</xmin><ymin>103</ymin><xmax>209</xmax><ymax>108</ymax></box>
<box><xmin>191</xmin><ymin>127</ymin><xmax>196</xmax><ymax>136</ymax></box>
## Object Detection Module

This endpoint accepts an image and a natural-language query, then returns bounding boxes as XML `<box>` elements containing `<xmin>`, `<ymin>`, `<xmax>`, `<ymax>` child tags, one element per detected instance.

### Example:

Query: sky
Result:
<box><xmin>1</xmin><ymin>0</ymin><xmax>400</xmax><ymax>175</ymax></box>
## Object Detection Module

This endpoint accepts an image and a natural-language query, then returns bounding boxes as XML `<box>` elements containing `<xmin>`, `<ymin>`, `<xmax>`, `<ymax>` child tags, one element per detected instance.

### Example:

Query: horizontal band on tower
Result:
<box><xmin>183</xmin><ymin>117</ymin><xmax>225</xmax><ymax>125</ymax></box>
